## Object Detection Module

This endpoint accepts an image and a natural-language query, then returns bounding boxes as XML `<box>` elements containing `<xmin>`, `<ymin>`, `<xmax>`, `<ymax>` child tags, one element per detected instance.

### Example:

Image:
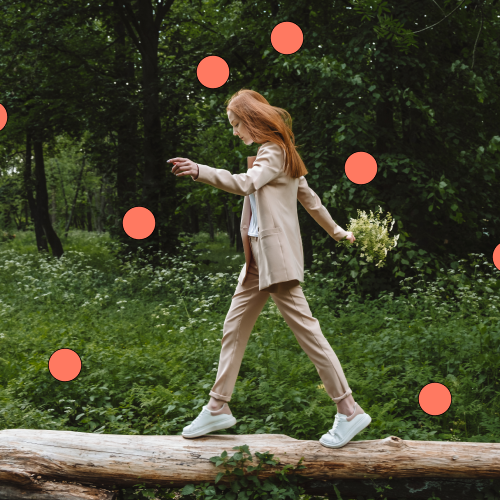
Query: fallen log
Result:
<box><xmin>1</xmin><ymin>430</ymin><xmax>499</xmax><ymax>500</ymax></box>
<box><xmin>0</xmin><ymin>475</ymin><xmax>116</xmax><ymax>500</ymax></box>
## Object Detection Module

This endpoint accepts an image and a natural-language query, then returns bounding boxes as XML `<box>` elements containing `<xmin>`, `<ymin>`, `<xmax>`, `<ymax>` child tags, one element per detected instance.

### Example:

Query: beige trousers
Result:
<box><xmin>209</xmin><ymin>235</ymin><xmax>352</xmax><ymax>404</ymax></box>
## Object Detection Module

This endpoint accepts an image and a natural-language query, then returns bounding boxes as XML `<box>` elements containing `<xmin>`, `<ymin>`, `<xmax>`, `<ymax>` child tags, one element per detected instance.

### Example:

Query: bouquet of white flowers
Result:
<box><xmin>339</xmin><ymin>206</ymin><xmax>400</xmax><ymax>268</ymax></box>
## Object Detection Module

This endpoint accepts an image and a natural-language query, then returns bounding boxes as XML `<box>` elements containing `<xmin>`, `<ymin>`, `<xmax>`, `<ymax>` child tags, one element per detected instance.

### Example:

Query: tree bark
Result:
<box><xmin>23</xmin><ymin>131</ymin><xmax>47</xmax><ymax>252</ymax></box>
<box><xmin>0</xmin><ymin>479</ymin><xmax>116</xmax><ymax>500</ymax></box>
<box><xmin>1</xmin><ymin>431</ymin><xmax>499</xmax><ymax>500</ymax></box>
<box><xmin>33</xmin><ymin>139</ymin><xmax>64</xmax><ymax>258</ymax></box>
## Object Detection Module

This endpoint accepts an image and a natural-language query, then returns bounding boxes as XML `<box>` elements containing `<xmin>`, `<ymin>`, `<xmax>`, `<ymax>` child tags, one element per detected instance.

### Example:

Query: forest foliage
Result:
<box><xmin>0</xmin><ymin>0</ymin><xmax>499</xmax><ymax>298</ymax></box>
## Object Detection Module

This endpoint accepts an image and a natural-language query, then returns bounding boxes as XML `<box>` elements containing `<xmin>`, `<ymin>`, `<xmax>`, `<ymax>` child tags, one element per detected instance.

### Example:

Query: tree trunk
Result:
<box><xmin>65</xmin><ymin>156</ymin><xmax>86</xmax><ymax>239</ymax></box>
<box><xmin>33</xmin><ymin>139</ymin><xmax>64</xmax><ymax>258</ymax></box>
<box><xmin>85</xmin><ymin>186</ymin><xmax>93</xmax><ymax>232</ymax></box>
<box><xmin>0</xmin><ymin>480</ymin><xmax>116</xmax><ymax>500</ymax></box>
<box><xmin>24</xmin><ymin>200</ymin><xmax>28</xmax><ymax>230</ymax></box>
<box><xmin>95</xmin><ymin>176</ymin><xmax>106</xmax><ymax>233</ymax></box>
<box><xmin>0</xmin><ymin>431</ymin><xmax>499</xmax><ymax>500</ymax></box>
<box><xmin>234</xmin><ymin>211</ymin><xmax>243</xmax><ymax>252</ymax></box>
<box><xmin>23</xmin><ymin>131</ymin><xmax>47</xmax><ymax>252</ymax></box>
<box><xmin>105</xmin><ymin>1</ymin><xmax>182</xmax><ymax>267</ymax></box>
<box><xmin>77</xmin><ymin>210</ymin><xmax>84</xmax><ymax>230</ymax></box>
<box><xmin>50</xmin><ymin>185</ymin><xmax>57</xmax><ymax>227</ymax></box>
<box><xmin>190</xmin><ymin>204</ymin><xmax>199</xmax><ymax>234</ymax></box>
<box><xmin>113</xmin><ymin>6</ymin><xmax>139</xmax><ymax>239</ymax></box>
<box><xmin>299</xmin><ymin>205</ymin><xmax>313</xmax><ymax>270</ymax></box>
<box><xmin>55</xmin><ymin>158</ymin><xmax>69</xmax><ymax>229</ymax></box>
<box><xmin>374</xmin><ymin>43</ymin><xmax>395</xmax><ymax>156</ymax></box>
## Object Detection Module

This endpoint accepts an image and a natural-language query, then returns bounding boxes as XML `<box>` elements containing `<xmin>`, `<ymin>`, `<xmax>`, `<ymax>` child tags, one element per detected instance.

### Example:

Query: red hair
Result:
<box><xmin>225</xmin><ymin>89</ymin><xmax>308</xmax><ymax>179</ymax></box>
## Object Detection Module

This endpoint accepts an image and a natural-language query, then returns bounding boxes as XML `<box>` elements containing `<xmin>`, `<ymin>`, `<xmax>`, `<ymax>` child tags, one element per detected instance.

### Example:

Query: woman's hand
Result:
<box><xmin>167</xmin><ymin>158</ymin><xmax>199</xmax><ymax>180</ymax></box>
<box><xmin>346</xmin><ymin>231</ymin><xmax>356</xmax><ymax>244</ymax></box>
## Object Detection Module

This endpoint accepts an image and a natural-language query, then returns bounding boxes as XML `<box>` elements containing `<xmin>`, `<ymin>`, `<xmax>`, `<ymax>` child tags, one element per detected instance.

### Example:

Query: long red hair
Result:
<box><xmin>225</xmin><ymin>89</ymin><xmax>308</xmax><ymax>178</ymax></box>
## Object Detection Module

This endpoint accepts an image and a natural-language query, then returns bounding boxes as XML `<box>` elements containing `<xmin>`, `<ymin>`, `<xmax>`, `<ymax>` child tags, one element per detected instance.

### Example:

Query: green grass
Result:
<box><xmin>1</xmin><ymin>229</ymin><xmax>499</xmax><ymax>500</ymax></box>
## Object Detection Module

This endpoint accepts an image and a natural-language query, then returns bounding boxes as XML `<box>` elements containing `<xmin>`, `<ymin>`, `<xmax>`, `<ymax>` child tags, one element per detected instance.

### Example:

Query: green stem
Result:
<box><xmin>180</xmin><ymin>296</ymin><xmax>190</xmax><ymax>319</ymax></box>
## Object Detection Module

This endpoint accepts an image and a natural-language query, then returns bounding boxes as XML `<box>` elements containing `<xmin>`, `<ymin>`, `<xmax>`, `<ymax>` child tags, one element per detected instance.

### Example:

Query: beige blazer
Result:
<box><xmin>194</xmin><ymin>141</ymin><xmax>349</xmax><ymax>292</ymax></box>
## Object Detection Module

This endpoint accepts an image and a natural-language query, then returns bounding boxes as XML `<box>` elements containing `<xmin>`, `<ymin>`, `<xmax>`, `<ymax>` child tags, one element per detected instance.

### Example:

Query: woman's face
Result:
<box><xmin>227</xmin><ymin>110</ymin><xmax>253</xmax><ymax>145</ymax></box>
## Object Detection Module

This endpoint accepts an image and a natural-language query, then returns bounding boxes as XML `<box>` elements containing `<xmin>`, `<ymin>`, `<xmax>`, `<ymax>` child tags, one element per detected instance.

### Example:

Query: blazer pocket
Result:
<box><xmin>260</xmin><ymin>227</ymin><xmax>282</xmax><ymax>249</ymax></box>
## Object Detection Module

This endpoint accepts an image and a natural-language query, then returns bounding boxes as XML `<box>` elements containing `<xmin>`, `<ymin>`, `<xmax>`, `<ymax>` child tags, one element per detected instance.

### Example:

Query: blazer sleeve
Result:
<box><xmin>192</xmin><ymin>142</ymin><xmax>284</xmax><ymax>196</ymax></box>
<box><xmin>297</xmin><ymin>176</ymin><xmax>350</xmax><ymax>242</ymax></box>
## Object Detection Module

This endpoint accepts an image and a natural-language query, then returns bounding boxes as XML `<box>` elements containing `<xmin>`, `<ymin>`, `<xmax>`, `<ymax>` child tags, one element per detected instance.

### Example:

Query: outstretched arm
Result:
<box><xmin>297</xmin><ymin>176</ymin><xmax>351</xmax><ymax>243</ymax></box>
<box><xmin>169</xmin><ymin>142</ymin><xmax>284</xmax><ymax>197</ymax></box>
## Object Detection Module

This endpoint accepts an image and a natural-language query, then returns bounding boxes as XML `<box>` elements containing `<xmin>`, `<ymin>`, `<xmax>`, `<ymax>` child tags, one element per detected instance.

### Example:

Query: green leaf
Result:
<box><xmin>401</xmin><ymin>259</ymin><xmax>409</xmax><ymax>265</ymax></box>
<box><xmin>182</xmin><ymin>484</ymin><xmax>195</xmax><ymax>495</ymax></box>
<box><xmin>439</xmin><ymin>181</ymin><xmax>447</xmax><ymax>189</ymax></box>
<box><xmin>75</xmin><ymin>413</ymin><xmax>85</xmax><ymax>421</ymax></box>
<box><xmin>451</xmin><ymin>203</ymin><xmax>458</xmax><ymax>211</ymax></box>
<box><xmin>485</xmin><ymin>286</ymin><xmax>494</xmax><ymax>293</ymax></box>
<box><xmin>262</xmin><ymin>50</ymin><xmax>270</xmax><ymax>59</ymax></box>
<box><xmin>368</xmin><ymin>85</ymin><xmax>376</xmax><ymax>92</ymax></box>
<box><xmin>346</xmin><ymin>102</ymin><xmax>355</xmax><ymax>107</ymax></box>
<box><xmin>428</xmin><ymin>204</ymin><xmax>433</xmax><ymax>212</ymax></box>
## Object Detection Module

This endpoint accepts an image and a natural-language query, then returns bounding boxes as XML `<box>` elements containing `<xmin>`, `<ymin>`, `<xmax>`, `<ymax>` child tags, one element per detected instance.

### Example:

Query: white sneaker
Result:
<box><xmin>182</xmin><ymin>404</ymin><xmax>237</xmax><ymax>439</ymax></box>
<box><xmin>319</xmin><ymin>402</ymin><xmax>371</xmax><ymax>449</ymax></box>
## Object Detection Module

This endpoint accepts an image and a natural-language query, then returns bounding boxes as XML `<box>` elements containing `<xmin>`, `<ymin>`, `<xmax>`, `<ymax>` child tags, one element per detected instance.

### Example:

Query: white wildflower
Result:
<box><xmin>339</xmin><ymin>207</ymin><xmax>400</xmax><ymax>268</ymax></box>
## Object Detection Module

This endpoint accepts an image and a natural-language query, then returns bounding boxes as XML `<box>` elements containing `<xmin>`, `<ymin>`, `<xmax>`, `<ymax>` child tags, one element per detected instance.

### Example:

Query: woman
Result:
<box><xmin>167</xmin><ymin>89</ymin><xmax>371</xmax><ymax>449</ymax></box>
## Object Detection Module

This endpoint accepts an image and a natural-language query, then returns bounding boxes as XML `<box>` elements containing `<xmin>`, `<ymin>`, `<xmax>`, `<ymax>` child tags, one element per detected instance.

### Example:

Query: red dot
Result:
<box><xmin>197</xmin><ymin>56</ymin><xmax>230</xmax><ymax>89</ymax></box>
<box><xmin>123</xmin><ymin>207</ymin><xmax>155</xmax><ymax>240</ymax></box>
<box><xmin>493</xmin><ymin>244</ymin><xmax>500</xmax><ymax>271</ymax></box>
<box><xmin>49</xmin><ymin>349</ymin><xmax>82</xmax><ymax>382</ymax></box>
<box><xmin>419</xmin><ymin>383</ymin><xmax>452</xmax><ymax>416</ymax></box>
<box><xmin>345</xmin><ymin>152</ymin><xmax>378</xmax><ymax>185</ymax></box>
<box><xmin>270</xmin><ymin>22</ymin><xmax>303</xmax><ymax>55</ymax></box>
<box><xmin>0</xmin><ymin>104</ymin><xmax>7</xmax><ymax>131</ymax></box>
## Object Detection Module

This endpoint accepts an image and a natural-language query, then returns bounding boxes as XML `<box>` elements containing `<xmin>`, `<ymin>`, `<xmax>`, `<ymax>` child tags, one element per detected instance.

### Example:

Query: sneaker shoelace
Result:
<box><xmin>191</xmin><ymin>407</ymin><xmax>210</xmax><ymax>426</ymax></box>
<box><xmin>328</xmin><ymin>414</ymin><xmax>343</xmax><ymax>437</ymax></box>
